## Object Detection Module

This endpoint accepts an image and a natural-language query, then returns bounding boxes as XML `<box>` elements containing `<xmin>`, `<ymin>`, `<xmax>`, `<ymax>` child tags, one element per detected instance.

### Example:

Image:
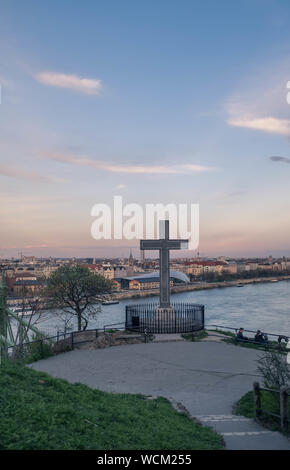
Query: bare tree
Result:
<box><xmin>56</xmin><ymin>310</ymin><xmax>75</xmax><ymax>336</ymax></box>
<box><xmin>44</xmin><ymin>265</ymin><xmax>112</xmax><ymax>331</ymax></box>
<box><xmin>257</xmin><ymin>350</ymin><xmax>290</xmax><ymax>390</ymax></box>
<box><xmin>11</xmin><ymin>285</ymin><xmax>45</xmax><ymax>359</ymax></box>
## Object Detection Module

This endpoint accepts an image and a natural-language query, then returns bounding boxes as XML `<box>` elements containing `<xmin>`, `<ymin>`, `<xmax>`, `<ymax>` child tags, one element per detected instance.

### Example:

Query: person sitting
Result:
<box><xmin>255</xmin><ymin>330</ymin><xmax>265</xmax><ymax>343</ymax></box>
<box><xmin>255</xmin><ymin>330</ymin><xmax>269</xmax><ymax>343</ymax></box>
<box><xmin>278</xmin><ymin>335</ymin><xmax>288</xmax><ymax>345</ymax></box>
<box><xmin>278</xmin><ymin>335</ymin><xmax>289</xmax><ymax>349</ymax></box>
<box><xmin>236</xmin><ymin>328</ymin><xmax>248</xmax><ymax>342</ymax></box>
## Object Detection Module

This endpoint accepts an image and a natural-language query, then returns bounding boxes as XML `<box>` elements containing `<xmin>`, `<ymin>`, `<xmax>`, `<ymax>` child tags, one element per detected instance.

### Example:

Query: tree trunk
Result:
<box><xmin>77</xmin><ymin>310</ymin><xmax>82</xmax><ymax>331</ymax></box>
<box><xmin>82</xmin><ymin>316</ymin><xmax>88</xmax><ymax>331</ymax></box>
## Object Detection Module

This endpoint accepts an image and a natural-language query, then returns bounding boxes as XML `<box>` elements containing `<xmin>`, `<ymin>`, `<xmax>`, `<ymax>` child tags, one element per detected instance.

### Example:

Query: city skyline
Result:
<box><xmin>1</xmin><ymin>1</ymin><xmax>290</xmax><ymax>258</ymax></box>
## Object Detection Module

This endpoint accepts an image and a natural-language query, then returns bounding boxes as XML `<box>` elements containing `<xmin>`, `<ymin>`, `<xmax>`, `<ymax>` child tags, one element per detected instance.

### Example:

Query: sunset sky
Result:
<box><xmin>1</xmin><ymin>0</ymin><xmax>290</xmax><ymax>258</ymax></box>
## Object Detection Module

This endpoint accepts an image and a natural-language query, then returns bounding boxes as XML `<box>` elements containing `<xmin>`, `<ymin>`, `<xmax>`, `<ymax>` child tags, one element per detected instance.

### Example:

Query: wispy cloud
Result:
<box><xmin>270</xmin><ymin>156</ymin><xmax>290</xmax><ymax>164</ymax></box>
<box><xmin>0</xmin><ymin>244</ymin><xmax>49</xmax><ymax>250</ymax></box>
<box><xmin>46</xmin><ymin>152</ymin><xmax>217</xmax><ymax>174</ymax></box>
<box><xmin>0</xmin><ymin>165</ymin><xmax>58</xmax><ymax>183</ymax></box>
<box><xmin>24</xmin><ymin>244</ymin><xmax>50</xmax><ymax>249</ymax></box>
<box><xmin>214</xmin><ymin>189</ymin><xmax>246</xmax><ymax>200</ymax></box>
<box><xmin>228</xmin><ymin>117</ymin><xmax>290</xmax><ymax>135</ymax></box>
<box><xmin>226</xmin><ymin>57</ymin><xmax>290</xmax><ymax>136</ymax></box>
<box><xmin>35</xmin><ymin>72</ymin><xmax>102</xmax><ymax>95</ymax></box>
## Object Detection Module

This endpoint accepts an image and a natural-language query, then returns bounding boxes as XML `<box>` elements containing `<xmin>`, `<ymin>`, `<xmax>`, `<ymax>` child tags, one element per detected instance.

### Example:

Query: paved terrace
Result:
<box><xmin>30</xmin><ymin>340</ymin><xmax>290</xmax><ymax>450</ymax></box>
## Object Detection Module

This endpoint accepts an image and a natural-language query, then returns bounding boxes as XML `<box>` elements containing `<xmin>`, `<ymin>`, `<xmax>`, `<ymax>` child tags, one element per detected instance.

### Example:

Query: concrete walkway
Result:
<box><xmin>30</xmin><ymin>341</ymin><xmax>290</xmax><ymax>450</ymax></box>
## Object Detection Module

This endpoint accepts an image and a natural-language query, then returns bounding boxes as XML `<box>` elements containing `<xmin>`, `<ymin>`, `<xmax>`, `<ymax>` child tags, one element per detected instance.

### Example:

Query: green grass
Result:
<box><xmin>219</xmin><ymin>334</ymin><xmax>287</xmax><ymax>354</ymax></box>
<box><xmin>208</xmin><ymin>329</ymin><xmax>287</xmax><ymax>354</ymax></box>
<box><xmin>210</xmin><ymin>329</ymin><xmax>236</xmax><ymax>338</ymax></box>
<box><xmin>234</xmin><ymin>390</ymin><xmax>255</xmax><ymax>418</ymax></box>
<box><xmin>235</xmin><ymin>390</ymin><xmax>290</xmax><ymax>435</ymax></box>
<box><xmin>0</xmin><ymin>361</ymin><xmax>224</xmax><ymax>450</ymax></box>
<box><xmin>10</xmin><ymin>333</ymin><xmax>55</xmax><ymax>365</ymax></box>
<box><xmin>182</xmin><ymin>330</ymin><xmax>208</xmax><ymax>341</ymax></box>
<box><xmin>225</xmin><ymin>338</ymin><xmax>287</xmax><ymax>353</ymax></box>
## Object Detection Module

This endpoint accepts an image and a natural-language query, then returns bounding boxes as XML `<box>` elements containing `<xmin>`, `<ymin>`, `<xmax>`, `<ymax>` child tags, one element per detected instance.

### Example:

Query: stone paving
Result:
<box><xmin>30</xmin><ymin>340</ymin><xmax>290</xmax><ymax>450</ymax></box>
<box><xmin>153</xmin><ymin>333</ymin><xmax>185</xmax><ymax>342</ymax></box>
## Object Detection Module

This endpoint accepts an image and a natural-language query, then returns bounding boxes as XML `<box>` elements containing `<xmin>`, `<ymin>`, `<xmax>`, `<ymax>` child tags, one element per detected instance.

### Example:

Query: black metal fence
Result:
<box><xmin>206</xmin><ymin>324</ymin><xmax>289</xmax><ymax>351</ymax></box>
<box><xmin>126</xmin><ymin>302</ymin><xmax>204</xmax><ymax>334</ymax></box>
<box><xmin>7</xmin><ymin>328</ymin><xmax>99</xmax><ymax>361</ymax></box>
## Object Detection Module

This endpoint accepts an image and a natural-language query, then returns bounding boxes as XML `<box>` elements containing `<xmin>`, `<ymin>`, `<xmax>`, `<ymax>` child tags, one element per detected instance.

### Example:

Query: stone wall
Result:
<box><xmin>92</xmin><ymin>331</ymin><xmax>146</xmax><ymax>349</ymax></box>
<box><xmin>53</xmin><ymin>330</ymin><xmax>147</xmax><ymax>353</ymax></box>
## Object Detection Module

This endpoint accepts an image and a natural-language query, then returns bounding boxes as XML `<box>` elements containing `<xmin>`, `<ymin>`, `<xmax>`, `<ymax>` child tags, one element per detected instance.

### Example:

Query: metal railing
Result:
<box><xmin>206</xmin><ymin>324</ymin><xmax>289</xmax><ymax>350</ymax></box>
<box><xmin>103</xmin><ymin>322</ymin><xmax>126</xmax><ymax>331</ymax></box>
<box><xmin>6</xmin><ymin>322</ymin><xmax>155</xmax><ymax>361</ymax></box>
<box><xmin>207</xmin><ymin>324</ymin><xmax>289</xmax><ymax>338</ymax></box>
<box><xmin>103</xmin><ymin>322</ymin><xmax>154</xmax><ymax>343</ymax></box>
<box><xmin>253</xmin><ymin>382</ymin><xmax>289</xmax><ymax>431</ymax></box>
<box><xmin>7</xmin><ymin>328</ymin><xmax>99</xmax><ymax>360</ymax></box>
<box><xmin>126</xmin><ymin>302</ymin><xmax>204</xmax><ymax>334</ymax></box>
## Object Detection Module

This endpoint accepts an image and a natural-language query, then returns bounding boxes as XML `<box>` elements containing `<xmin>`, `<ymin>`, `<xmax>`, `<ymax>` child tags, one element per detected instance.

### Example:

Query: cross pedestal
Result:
<box><xmin>140</xmin><ymin>220</ymin><xmax>188</xmax><ymax>312</ymax></box>
<box><xmin>154</xmin><ymin>305</ymin><xmax>177</xmax><ymax>322</ymax></box>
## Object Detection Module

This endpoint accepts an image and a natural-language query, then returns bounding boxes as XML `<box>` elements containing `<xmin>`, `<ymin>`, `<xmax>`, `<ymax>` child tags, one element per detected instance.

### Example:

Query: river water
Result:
<box><xmin>35</xmin><ymin>280</ymin><xmax>290</xmax><ymax>338</ymax></box>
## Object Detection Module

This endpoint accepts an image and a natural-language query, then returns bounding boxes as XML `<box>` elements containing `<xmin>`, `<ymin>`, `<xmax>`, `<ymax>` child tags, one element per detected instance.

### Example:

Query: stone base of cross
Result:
<box><xmin>155</xmin><ymin>305</ymin><xmax>176</xmax><ymax>320</ymax></box>
<box><xmin>140</xmin><ymin>220</ymin><xmax>188</xmax><ymax>310</ymax></box>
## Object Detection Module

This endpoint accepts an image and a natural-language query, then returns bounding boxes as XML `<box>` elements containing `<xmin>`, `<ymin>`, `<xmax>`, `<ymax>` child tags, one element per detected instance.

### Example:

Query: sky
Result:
<box><xmin>1</xmin><ymin>0</ymin><xmax>290</xmax><ymax>258</ymax></box>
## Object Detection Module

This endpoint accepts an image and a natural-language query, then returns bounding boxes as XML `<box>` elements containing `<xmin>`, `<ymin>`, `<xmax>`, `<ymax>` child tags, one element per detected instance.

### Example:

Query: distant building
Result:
<box><xmin>222</xmin><ymin>262</ymin><xmax>237</xmax><ymax>274</ymax></box>
<box><xmin>102</xmin><ymin>264</ymin><xmax>114</xmax><ymax>280</ymax></box>
<box><xmin>111</xmin><ymin>279</ymin><xmax>122</xmax><ymax>291</ymax></box>
<box><xmin>237</xmin><ymin>263</ymin><xmax>246</xmax><ymax>272</ymax></box>
<box><xmin>129</xmin><ymin>249</ymin><xmax>134</xmax><ymax>266</ymax></box>
<box><xmin>113</xmin><ymin>265</ymin><xmax>127</xmax><ymax>278</ymax></box>
<box><xmin>257</xmin><ymin>263</ymin><xmax>273</xmax><ymax>271</ymax></box>
<box><xmin>13</xmin><ymin>279</ymin><xmax>42</xmax><ymax>297</ymax></box>
<box><xmin>119</xmin><ymin>271</ymin><xmax>190</xmax><ymax>290</ymax></box>
<box><xmin>181</xmin><ymin>260</ymin><xmax>228</xmax><ymax>276</ymax></box>
<box><xmin>140</xmin><ymin>249</ymin><xmax>145</xmax><ymax>264</ymax></box>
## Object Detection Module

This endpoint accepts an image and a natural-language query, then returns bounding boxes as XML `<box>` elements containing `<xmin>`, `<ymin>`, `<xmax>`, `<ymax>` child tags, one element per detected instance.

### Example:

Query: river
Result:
<box><xmin>34</xmin><ymin>280</ymin><xmax>290</xmax><ymax>337</ymax></box>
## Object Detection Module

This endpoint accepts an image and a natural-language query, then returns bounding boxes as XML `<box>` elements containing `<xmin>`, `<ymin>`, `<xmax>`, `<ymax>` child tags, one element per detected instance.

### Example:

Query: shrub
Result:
<box><xmin>257</xmin><ymin>350</ymin><xmax>290</xmax><ymax>390</ymax></box>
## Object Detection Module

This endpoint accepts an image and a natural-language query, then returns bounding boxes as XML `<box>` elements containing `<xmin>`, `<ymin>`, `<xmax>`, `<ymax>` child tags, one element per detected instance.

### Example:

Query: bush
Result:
<box><xmin>257</xmin><ymin>350</ymin><xmax>290</xmax><ymax>390</ymax></box>
<box><xmin>13</xmin><ymin>334</ymin><xmax>54</xmax><ymax>364</ymax></box>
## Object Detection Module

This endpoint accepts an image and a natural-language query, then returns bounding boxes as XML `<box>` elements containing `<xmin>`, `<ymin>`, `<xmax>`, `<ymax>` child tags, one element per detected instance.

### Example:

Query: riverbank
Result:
<box><xmin>110</xmin><ymin>275</ymin><xmax>290</xmax><ymax>301</ymax></box>
<box><xmin>7</xmin><ymin>274</ymin><xmax>290</xmax><ymax>307</ymax></box>
<box><xmin>8</xmin><ymin>275</ymin><xmax>290</xmax><ymax>344</ymax></box>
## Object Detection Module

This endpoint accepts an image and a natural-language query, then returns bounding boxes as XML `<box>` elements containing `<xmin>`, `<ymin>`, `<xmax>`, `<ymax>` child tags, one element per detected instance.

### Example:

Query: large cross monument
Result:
<box><xmin>126</xmin><ymin>220</ymin><xmax>204</xmax><ymax>333</ymax></box>
<box><xmin>140</xmin><ymin>220</ymin><xmax>188</xmax><ymax>310</ymax></box>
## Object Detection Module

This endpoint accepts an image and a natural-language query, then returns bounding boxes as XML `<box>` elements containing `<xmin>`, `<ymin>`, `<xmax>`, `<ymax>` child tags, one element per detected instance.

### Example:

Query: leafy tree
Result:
<box><xmin>45</xmin><ymin>266</ymin><xmax>111</xmax><ymax>331</ymax></box>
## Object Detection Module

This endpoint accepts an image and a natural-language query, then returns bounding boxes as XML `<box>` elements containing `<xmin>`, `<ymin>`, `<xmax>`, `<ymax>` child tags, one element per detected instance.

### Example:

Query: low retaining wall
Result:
<box><xmin>53</xmin><ymin>330</ymin><xmax>147</xmax><ymax>353</ymax></box>
<box><xmin>93</xmin><ymin>332</ymin><xmax>146</xmax><ymax>349</ymax></box>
